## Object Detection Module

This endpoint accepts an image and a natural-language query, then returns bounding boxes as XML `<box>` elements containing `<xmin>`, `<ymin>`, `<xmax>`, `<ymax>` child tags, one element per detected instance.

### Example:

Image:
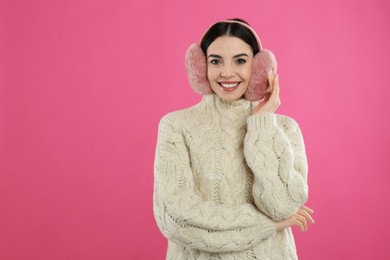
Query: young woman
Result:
<box><xmin>154</xmin><ymin>18</ymin><xmax>314</xmax><ymax>260</ymax></box>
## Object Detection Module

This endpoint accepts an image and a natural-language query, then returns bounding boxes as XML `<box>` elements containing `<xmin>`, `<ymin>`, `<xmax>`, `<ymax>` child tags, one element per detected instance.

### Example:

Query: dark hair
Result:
<box><xmin>200</xmin><ymin>18</ymin><xmax>260</xmax><ymax>55</ymax></box>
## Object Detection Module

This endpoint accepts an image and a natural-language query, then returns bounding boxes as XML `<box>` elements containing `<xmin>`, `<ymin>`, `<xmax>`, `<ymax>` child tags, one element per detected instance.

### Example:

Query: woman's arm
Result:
<box><xmin>243</xmin><ymin>71</ymin><xmax>309</xmax><ymax>221</ymax></box>
<box><xmin>153</xmin><ymin>114</ymin><xmax>276</xmax><ymax>253</ymax></box>
<box><xmin>244</xmin><ymin>113</ymin><xmax>309</xmax><ymax>221</ymax></box>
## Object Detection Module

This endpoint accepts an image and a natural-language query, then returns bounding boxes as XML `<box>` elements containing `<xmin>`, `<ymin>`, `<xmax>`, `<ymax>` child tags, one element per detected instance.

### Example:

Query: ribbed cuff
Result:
<box><xmin>247</xmin><ymin>113</ymin><xmax>277</xmax><ymax>129</ymax></box>
<box><xmin>252</xmin><ymin>214</ymin><xmax>276</xmax><ymax>240</ymax></box>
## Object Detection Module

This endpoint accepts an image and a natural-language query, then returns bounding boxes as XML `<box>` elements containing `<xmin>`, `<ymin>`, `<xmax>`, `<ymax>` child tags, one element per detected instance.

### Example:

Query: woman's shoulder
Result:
<box><xmin>159</xmin><ymin>101</ymin><xmax>205</xmax><ymax>129</ymax></box>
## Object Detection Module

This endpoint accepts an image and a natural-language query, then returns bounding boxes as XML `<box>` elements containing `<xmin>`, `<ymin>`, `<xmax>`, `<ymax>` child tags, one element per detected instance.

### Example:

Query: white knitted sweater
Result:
<box><xmin>153</xmin><ymin>94</ymin><xmax>308</xmax><ymax>260</ymax></box>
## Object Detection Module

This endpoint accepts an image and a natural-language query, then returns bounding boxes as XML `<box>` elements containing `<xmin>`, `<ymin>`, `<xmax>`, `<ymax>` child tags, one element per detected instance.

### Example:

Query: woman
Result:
<box><xmin>154</xmin><ymin>18</ymin><xmax>314</xmax><ymax>260</ymax></box>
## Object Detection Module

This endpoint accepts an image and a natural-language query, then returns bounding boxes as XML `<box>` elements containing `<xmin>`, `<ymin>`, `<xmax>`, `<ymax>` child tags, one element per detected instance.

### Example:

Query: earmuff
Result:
<box><xmin>185</xmin><ymin>20</ymin><xmax>277</xmax><ymax>101</ymax></box>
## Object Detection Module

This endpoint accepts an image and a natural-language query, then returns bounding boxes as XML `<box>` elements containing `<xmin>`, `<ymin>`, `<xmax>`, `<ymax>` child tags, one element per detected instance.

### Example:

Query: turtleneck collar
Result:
<box><xmin>201</xmin><ymin>94</ymin><xmax>256</xmax><ymax>116</ymax></box>
<box><xmin>202</xmin><ymin>93</ymin><xmax>252</xmax><ymax>108</ymax></box>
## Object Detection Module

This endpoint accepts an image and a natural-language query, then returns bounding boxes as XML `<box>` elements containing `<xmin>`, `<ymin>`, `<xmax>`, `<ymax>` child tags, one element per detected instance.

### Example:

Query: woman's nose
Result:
<box><xmin>221</xmin><ymin>65</ymin><xmax>233</xmax><ymax>77</ymax></box>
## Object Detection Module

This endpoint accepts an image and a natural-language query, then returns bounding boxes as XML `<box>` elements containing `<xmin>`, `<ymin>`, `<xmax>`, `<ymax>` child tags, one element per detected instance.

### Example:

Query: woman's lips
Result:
<box><xmin>218</xmin><ymin>82</ymin><xmax>240</xmax><ymax>92</ymax></box>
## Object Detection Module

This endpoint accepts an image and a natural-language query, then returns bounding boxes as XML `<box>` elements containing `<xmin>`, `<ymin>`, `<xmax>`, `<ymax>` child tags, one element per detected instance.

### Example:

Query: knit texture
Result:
<box><xmin>154</xmin><ymin>94</ymin><xmax>308</xmax><ymax>259</ymax></box>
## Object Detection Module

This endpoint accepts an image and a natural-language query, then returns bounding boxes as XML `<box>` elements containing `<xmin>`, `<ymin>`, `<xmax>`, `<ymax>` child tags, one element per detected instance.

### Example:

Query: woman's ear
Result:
<box><xmin>185</xmin><ymin>43</ymin><xmax>213</xmax><ymax>95</ymax></box>
<box><xmin>245</xmin><ymin>49</ymin><xmax>277</xmax><ymax>101</ymax></box>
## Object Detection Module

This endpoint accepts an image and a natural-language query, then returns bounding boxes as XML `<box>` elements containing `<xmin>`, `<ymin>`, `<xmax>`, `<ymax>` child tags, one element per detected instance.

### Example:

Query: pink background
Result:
<box><xmin>1</xmin><ymin>0</ymin><xmax>389</xmax><ymax>259</ymax></box>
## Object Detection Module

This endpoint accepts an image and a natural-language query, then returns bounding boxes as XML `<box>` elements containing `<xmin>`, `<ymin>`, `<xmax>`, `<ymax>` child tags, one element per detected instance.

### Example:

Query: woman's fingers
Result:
<box><xmin>277</xmin><ymin>205</ymin><xmax>315</xmax><ymax>232</ymax></box>
<box><xmin>291</xmin><ymin>205</ymin><xmax>316</xmax><ymax>232</ymax></box>
<box><xmin>268</xmin><ymin>72</ymin><xmax>280</xmax><ymax>109</ymax></box>
<box><xmin>273</xmin><ymin>74</ymin><xmax>280</xmax><ymax>96</ymax></box>
<box><xmin>298</xmin><ymin>208</ymin><xmax>315</xmax><ymax>224</ymax></box>
<box><xmin>267</xmin><ymin>71</ymin><xmax>276</xmax><ymax>96</ymax></box>
<box><xmin>296</xmin><ymin>214</ymin><xmax>308</xmax><ymax>231</ymax></box>
<box><xmin>267</xmin><ymin>70</ymin><xmax>275</xmax><ymax>89</ymax></box>
<box><xmin>291</xmin><ymin>214</ymin><xmax>306</xmax><ymax>231</ymax></box>
<box><xmin>300</xmin><ymin>205</ymin><xmax>314</xmax><ymax>214</ymax></box>
<box><xmin>262</xmin><ymin>92</ymin><xmax>271</xmax><ymax>104</ymax></box>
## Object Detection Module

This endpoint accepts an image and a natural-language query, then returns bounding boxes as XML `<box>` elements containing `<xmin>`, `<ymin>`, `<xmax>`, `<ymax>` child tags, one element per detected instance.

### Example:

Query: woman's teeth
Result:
<box><xmin>220</xmin><ymin>83</ymin><xmax>239</xmax><ymax>88</ymax></box>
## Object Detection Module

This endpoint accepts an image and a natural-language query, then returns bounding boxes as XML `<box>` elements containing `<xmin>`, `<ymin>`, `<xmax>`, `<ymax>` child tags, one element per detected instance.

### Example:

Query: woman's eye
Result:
<box><xmin>236</xmin><ymin>58</ymin><xmax>247</xmax><ymax>64</ymax></box>
<box><xmin>210</xmin><ymin>59</ymin><xmax>221</xmax><ymax>65</ymax></box>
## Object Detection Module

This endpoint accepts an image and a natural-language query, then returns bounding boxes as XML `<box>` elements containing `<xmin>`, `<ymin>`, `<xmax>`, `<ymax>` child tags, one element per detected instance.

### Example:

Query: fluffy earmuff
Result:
<box><xmin>185</xmin><ymin>43</ymin><xmax>213</xmax><ymax>95</ymax></box>
<box><xmin>185</xmin><ymin>43</ymin><xmax>277</xmax><ymax>101</ymax></box>
<box><xmin>244</xmin><ymin>49</ymin><xmax>277</xmax><ymax>101</ymax></box>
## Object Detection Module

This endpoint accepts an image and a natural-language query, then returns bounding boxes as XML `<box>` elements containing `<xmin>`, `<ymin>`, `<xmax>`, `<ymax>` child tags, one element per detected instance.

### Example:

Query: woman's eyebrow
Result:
<box><xmin>233</xmin><ymin>53</ymin><xmax>249</xmax><ymax>58</ymax></box>
<box><xmin>208</xmin><ymin>54</ymin><xmax>222</xmax><ymax>59</ymax></box>
<box><xmin>207</xmin><ymin>53</ymin><xmax>249</xmax><ymax>59</ymax></box>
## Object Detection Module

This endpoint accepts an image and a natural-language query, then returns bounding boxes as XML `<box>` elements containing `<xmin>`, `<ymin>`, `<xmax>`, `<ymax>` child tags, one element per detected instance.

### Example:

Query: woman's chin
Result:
<box><xmin>213</xmin><ymin>88</ymin><xmax>247</xmax><ymax>102</ymax></box>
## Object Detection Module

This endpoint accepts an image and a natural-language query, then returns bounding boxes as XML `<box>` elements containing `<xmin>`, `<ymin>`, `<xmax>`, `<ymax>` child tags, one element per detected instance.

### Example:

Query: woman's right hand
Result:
<box><xmin>275</xmin><ymin>205</ymin><xmax>315</xmax><ymax>232</ymax></box>
<box><xmin>252</xmin><ymin>71</ymin><xmax>281</xmax><ymax>116</ymax></box>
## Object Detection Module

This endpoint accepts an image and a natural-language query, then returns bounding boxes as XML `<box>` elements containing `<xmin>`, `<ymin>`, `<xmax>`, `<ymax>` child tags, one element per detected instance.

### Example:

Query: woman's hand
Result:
<box><xmin>275</xmin><ymin>205</ymin><xmax>315</xmax><ymax>232</ymax></box>
<box><xmin>252</xmin><ymin>71</ymin><xmax>281</xmax><ymax>116</ymax></box>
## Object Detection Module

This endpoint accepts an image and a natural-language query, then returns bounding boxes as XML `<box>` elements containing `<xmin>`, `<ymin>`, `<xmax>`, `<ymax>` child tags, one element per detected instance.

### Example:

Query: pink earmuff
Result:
<box><xmin>185</xmin><ymin>20</ymin><xmax>277</xmax><ymax>101</ymax></box>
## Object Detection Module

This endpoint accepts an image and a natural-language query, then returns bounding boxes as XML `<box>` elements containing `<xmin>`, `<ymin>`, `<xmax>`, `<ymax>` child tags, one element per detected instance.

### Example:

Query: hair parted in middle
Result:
<box><xmin>185</xmin><ymin>18</ymin><xmax>277</xmax><ymax>101</ymax></box>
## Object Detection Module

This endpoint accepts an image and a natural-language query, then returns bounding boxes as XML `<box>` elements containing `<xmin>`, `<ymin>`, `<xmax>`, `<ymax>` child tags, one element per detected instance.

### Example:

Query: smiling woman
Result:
<box><xmin>153</xmin><ymin>18</ymin><xmax>314</xmax><ymax>260</ymax></box>
<box><xmin>207</xmin><ymin>36</ymin><xmax>253</xmax><ymax>101</ymax></box>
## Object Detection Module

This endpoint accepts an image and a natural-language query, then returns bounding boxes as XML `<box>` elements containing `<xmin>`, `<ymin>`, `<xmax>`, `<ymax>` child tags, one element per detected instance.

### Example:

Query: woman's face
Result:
<box><xmin>206</xmin><ymin>36</ymin><xmax>253</xmax><ymax>102</ymax></box>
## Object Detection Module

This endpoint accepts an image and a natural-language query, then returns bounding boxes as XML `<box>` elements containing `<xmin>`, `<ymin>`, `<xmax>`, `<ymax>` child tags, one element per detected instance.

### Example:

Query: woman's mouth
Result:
<box><xmin>218</xmin><ymin>82</ymin><xmax>241</xmax><ymax>92</ymax></box>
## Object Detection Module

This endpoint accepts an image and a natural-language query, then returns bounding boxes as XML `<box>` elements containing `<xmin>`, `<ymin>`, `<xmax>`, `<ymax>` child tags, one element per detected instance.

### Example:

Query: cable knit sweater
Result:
<box><xmin>153</xmin><ymin>94</ymin><xmax>308</xmax><ymax>260</ymax></box>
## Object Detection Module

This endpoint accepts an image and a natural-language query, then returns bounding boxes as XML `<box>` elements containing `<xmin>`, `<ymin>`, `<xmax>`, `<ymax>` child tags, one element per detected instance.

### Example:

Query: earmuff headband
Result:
<box><xmin>200</xmin><ymin>20</ymin><xmax>263</xmax><ymax>50</ymax></box>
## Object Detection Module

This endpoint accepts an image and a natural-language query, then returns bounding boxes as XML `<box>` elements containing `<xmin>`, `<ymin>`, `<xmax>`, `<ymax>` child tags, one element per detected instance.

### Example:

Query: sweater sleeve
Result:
<box><xmin>153</xmin><ymin>114</ymin><xmax>276</xmax><ymax>253</ymax></box>
<box><xmin>243</xmin><ymin>113</ymin><xmax>309</xmax><ymax>221</ymax></box>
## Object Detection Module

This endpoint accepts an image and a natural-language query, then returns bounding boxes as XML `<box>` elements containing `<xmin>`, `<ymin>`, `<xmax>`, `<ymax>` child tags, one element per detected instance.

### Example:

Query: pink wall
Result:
<box><xmin>1</xmin><ymin>0</ymin><xmax>389</xmax><ymax>259</ymax></box>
